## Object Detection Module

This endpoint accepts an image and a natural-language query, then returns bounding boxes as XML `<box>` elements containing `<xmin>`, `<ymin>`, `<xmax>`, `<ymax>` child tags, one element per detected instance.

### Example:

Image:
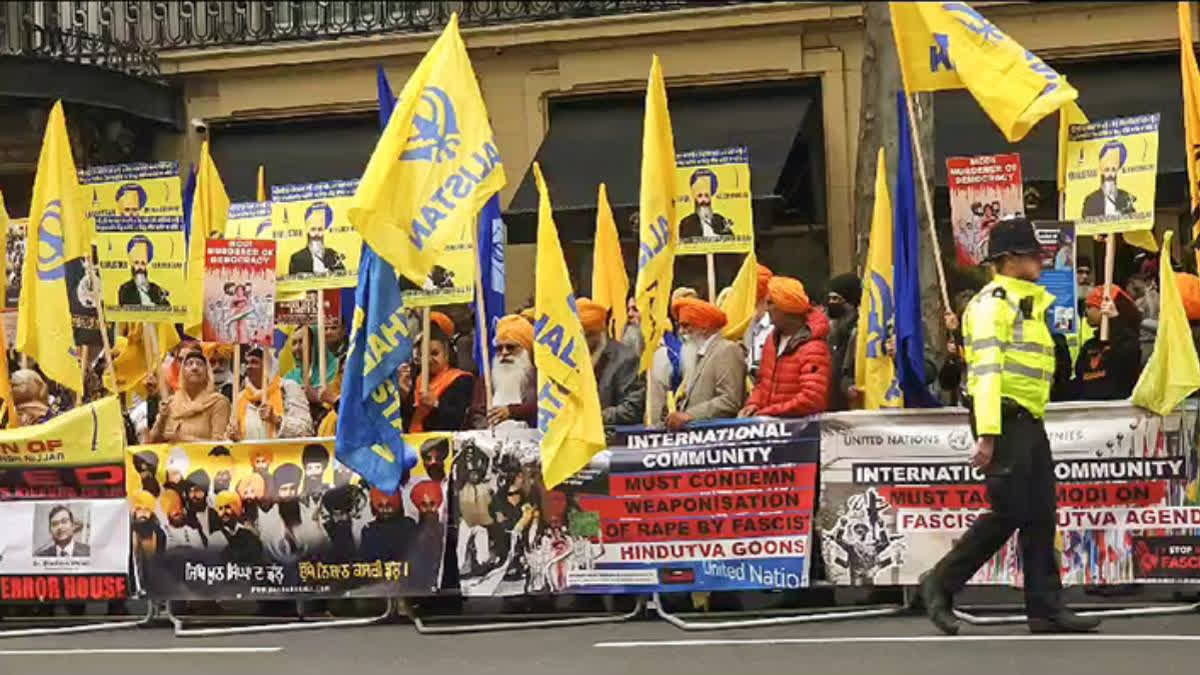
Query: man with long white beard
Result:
<box><xmin>664</xmin><ymin>297</ymin><xmax>746</xmax><ymax>430</ymax></box>
<box><xmin>485</xmin><ymin>314</ymin><xmax>537</xmax><ymax>429</ymax></box>
<box><xmin>288</xmin><ymin>201</ymin><xmax>345</xmax><ymax>276</ymax></box>
<box><xmin>678</xmin><ymin>168</ymin><xmax>732</xmax><ymax>239</ymax></box>
<box><xmin>576</xmin><ymin>298</ymin><xmax>645</xmax><ymax>426</ymax></box>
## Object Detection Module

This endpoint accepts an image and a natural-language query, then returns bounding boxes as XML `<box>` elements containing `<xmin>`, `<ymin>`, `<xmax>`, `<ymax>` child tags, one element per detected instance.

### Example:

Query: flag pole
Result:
<box><xmin>316</xmin><ymin>295</ymin><xmax>327</xmax><ymax>389</ymax></box>
<box><xmin>146</xmin><ymin>328</ymin><xmax>168</xmax><ymax>402</ymax></box>
<box><xmin>231</xmin><ymin>343</ymin><xmax>240</xmax><ymax>409</ymax></box>
<box><xmin>263</xmin><ymin>345</ymin><xmax>274</xmax><ymax>439</ymax></box>
<box><xmin>474</xmin><ymin>255</ymin><xmax>494</xmax><ymax>405</ymax></box>
<box><xmin>706</xmin><ymin>254</ymin><xmax>717</xmax><ymax>301</ymax></box>
<box><xmin>902</xmin><ymin>92</ymin><xmax>951</xmax><ymax>309</ymax></box>
<box><xmin>1100</xmin><ymin>234</ymin><xmax>1116</xmax><ymax>341</ymax></box>
<box><xmin>420</xmin><ymin>307</ymin><xmax>431</xmax><ymax>395</ymax></box>
<box><xmin>78</xmin><ymin>344</ymin><xmax>89</xmax><ymax>399</ymax></box>
<box><xmin>301</xmin><ymin>326</ymin><xmax>312</xmax><ymax>387</ymax></box>
<box><xmin>94</xmin><ymin>298</ymin><xmax>119</xmax><ymax>398</ymax></box>
<box><xmin>644</xmin><ymin>371</ymin><xmax>653</xmax><ymax>426</ymax></box>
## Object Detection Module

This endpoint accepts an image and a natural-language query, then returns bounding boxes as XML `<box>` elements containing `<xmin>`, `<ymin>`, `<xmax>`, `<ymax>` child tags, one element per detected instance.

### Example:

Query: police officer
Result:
<box><xmin>918</xmin><ymin>218</ymin><xmax>1101</xmax><ymax>635</ymax></box>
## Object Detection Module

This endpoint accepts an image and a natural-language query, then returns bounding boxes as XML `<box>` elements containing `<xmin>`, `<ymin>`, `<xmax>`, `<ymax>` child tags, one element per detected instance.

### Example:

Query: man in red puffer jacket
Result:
<box><xmin>738</xmin><ymin>276</ymin><xmax>831</xmax><ymax>418</ymax></box>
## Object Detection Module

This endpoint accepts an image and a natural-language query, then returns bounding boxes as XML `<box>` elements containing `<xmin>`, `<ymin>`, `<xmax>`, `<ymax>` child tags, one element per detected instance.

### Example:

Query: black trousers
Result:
<box><xmin>930</xmin><ymin>409</ymin><xmax>1064</xmax><ymax>619</ymax></box>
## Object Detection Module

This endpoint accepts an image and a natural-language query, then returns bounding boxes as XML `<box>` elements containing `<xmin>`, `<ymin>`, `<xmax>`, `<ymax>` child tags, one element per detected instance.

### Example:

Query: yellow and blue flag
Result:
<box><xmin>532</xmin><ymin>163</ymin><xmax>606</xmax><ymax>489</ymax></box>
<box><xmin>349</xmin><ymin>13</ymin><xmax>505</xmax><ymax>287</ymax></box>
<box><xmin>474</xmin><ymin>194</ymin><xmax>506</xmax><ymax>370</ymax></box>
<box><xmin>17</xmin><ymin>101</ymin><xmax>88</xmax><ymax>394</ymax></box>
<box><xmin>1181</xmin><ymin>1</ymin><xmax>1200</xmax><ymax>269</ymax></box>
<box><xmin>185</xmin><ymin>141</ymin><xmax>229</xmax><ymax>336</ymax></box>
<box><xmin>634</xmin><ymin>55</ymin><xmax>678</xmax><ymax>374</ymax></box>
<box><xmin>335</xmin><ymin>244</ymin><xmax>419</xmax><ymax>493</ymax></box>
<box><xmin>855</xmin><ymin>148</ymin><xmax>903</xmax><ymax>409</ymax></box>
<box><xmin>592</xmin><ymin>183</ymin><xmax>629</xmax><ymax>340</ymax></box>
<box><xmin>1132</xmin><ymin>231</ymin><xmax>1200</xmax><ymax>416</ymax></box>
<box><xmin>890</xmin><ymin>1</ymin><xmax>1077</xmax><ymax>142</ymax></box>
<box><xmin>0</xmin><ymin>190</ymin><xmax>15</xmax><ymax>426</ymax></box>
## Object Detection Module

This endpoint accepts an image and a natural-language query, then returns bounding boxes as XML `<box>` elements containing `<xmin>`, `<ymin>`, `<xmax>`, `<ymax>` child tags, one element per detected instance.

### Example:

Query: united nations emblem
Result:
<box><xmin>401</xmin><ymin>86</ymin><xmax>461</xmax><ymax>163</ymax></box>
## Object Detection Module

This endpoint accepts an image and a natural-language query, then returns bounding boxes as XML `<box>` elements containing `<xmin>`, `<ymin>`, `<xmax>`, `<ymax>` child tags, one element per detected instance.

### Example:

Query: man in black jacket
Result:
<box><xmin>117</xmin><ymin>235</ymin><xmax>170</xmax><ymax>307</ymax></box>
<box><xmin>288</xmin><ymin>201</ymin><xmax>345</xmax><ymax>276</ymax></box>
<box><xmin>1081</xmin><ymin>141</ymin><xmax>1137</xmax><ymax>219</ymax></box>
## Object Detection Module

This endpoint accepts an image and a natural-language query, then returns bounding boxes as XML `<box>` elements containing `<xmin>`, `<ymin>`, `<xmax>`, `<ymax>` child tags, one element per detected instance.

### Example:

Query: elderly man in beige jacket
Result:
<box><xmin>663</xmin><ymin>296</ymin><xmax>747</xmax><ymax>431</ymax></box>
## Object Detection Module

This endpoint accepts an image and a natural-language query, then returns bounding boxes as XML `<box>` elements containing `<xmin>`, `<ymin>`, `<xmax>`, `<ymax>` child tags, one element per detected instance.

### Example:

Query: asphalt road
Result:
<box><xmin>1</xmin><ymin>603</ymin><xmax>1199</xmax><ymax>674</ymax></box>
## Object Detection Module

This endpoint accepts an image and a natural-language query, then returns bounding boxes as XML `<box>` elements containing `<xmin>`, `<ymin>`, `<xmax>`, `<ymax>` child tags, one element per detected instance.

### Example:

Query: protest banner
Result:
<box><xmin>1034</xmin><ymin>220</ymin><xmax>1078</xmax><ymax>335</ymax></box>
<box><xmin>126</xmin><ymin>434</ymin><xmax>450</xmax><ymax>599</ymax></box>
<box><xmin>946</xmin><ymin>153</ymin><xmax>1024</xmax><ymax>266</ymax></box>
<box><xmin>4</xmin><ymin>217</ymin><xmax>24</xmax><ymax>310</ymax></box>
<box><xmin>224</xmin><ymin>201</ymin><xmax>274</xmax><ymax>240</ymax></box>
<box><xmin>674</xmin><ymin>147</ymin><xmax>754</xmax><ymax>256</ymax></box>
<box><xmin>819</xmin><ymin>402</ymin><xmax>1199</xmax><ymax>587</ymax></box>
<box><xmin>0</xmin><ymin>396</ymin><xmax>129</xmax><ymax>602</ymax></box>
<box><xmin>80</xmin><ymin>162</ymin><xmax>188</xmax><ymax>323</ymax></box>
<box><xmin>456</xmin><ymin>419</ymin><xmax>816</xmax><ymax>597</ymax></box>
<box><xmin>275</xmin><ymin>290</ymin><xmax>341</xmax><ymax>327</ymax></box>
<box><xmin>1064</xmin><ymin>113</ymin><xmax>1160</xmax><ymax>236</ymax></box>
<box><xmin>271</xmin><ymin>180</ymin><xmax>362</xmax><ymax>294</ymax></box>
<box><xmin>203</xmin><ymin>239</ymin><xmax>276</xmax><ymax>346</ymax></box>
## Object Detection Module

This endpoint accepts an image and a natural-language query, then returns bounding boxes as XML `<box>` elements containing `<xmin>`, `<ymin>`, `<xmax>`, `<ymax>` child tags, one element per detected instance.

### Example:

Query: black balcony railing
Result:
<box><xmin>4</xmin><ymin>1</ymin><xmax>772</xmax><ymax>54</ymax></box>
<box><xmin>1</xmin><ymin>3</ymin><xmax>160</xmax><ymax>77</ymax></box>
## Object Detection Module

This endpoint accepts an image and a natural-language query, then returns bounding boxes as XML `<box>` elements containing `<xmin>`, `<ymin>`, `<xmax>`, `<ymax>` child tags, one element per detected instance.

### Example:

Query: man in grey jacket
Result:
<box><xmin>578</xmin><ymin>298</ymin><xmax>646</xmax><ymax>426</ymax></box>
<box><xmin>664</xmin><ymin>297</ymin><xmax>746</xmax><ymax>430</ymax></box>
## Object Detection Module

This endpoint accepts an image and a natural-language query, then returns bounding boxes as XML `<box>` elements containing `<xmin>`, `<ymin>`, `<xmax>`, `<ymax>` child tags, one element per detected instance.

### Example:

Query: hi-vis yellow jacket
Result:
<box><xmin>964</xmin><ymin>274</ymin><xmax>1057</xmax><ymax>435</ymax></box>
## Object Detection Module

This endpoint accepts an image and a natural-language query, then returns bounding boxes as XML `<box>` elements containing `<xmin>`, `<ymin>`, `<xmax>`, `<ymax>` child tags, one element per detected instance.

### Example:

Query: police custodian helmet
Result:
<box><xmin>984</xmin><ymin>217</ymin><xmax>1042</xmax><ymax>262</ymax></box>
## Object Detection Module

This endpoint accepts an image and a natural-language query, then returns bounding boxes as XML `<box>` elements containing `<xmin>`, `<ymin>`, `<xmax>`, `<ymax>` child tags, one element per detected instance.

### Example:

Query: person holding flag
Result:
<box><xmin>919</xmin><ymin>218</ymin><xmax>1100</xmax><ymax>636</ymax></box>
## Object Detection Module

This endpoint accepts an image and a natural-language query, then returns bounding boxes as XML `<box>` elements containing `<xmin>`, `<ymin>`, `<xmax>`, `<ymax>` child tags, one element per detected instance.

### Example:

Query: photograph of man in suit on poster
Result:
<box><xmin>678</xmin><ymin>168</ymin><xmax>733</xmax><ymax>239</ymax></box>
<box><xmin>288</xmin><ymin>201</ymin><xmax>345</xmax><ymax>276</ymax></box>
<box><xmin>117</xmin><ymin>234</ymin><xmax>170</xmax><ymax>307</ymax></box>
<box><xmin>34</xmin><ymin>505</ymin><xmax>91</xmax><ymax>558</ymax></box>
<box><xmin>1081</xmin><ymin>140</ymin><xmax>1137</xmax><ymax>218</ymax></box>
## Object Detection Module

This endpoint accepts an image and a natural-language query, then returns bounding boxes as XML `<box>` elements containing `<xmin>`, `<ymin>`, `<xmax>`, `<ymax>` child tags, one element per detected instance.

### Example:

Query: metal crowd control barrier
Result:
<box><xmin>651</xmin><ymin>587</ymin><xmax>908</xmax><ymax>631</ymax></box>
<box><xmin>166</xmin><ymin>598</ymin><xmax>396</xmax><ymax>637</ymax></box>
<box><xmin>403</xmin><ymin>595</ymin><xmax>646</xmax><ymax>634</ymax></box>
<box><xmin>0</xmin><ymin>602</ymin><xmax>156</xmax><ymax>639</ymax></box>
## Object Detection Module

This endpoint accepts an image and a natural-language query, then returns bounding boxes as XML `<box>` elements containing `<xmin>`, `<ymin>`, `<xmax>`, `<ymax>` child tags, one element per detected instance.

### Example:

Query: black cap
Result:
<box><xmin>985</xmin><ymin>217</ymin><xmax>1041</xmax><ymax>262</ymax></box>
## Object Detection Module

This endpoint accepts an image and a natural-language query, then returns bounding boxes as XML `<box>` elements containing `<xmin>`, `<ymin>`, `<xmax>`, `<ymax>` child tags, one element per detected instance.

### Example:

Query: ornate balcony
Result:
<box><xmin>13</xmin><ymin>1</ymin><xmax>773</xmax><ymax>53</ymax></box>
<box><xmin>1</xmin><ymin>2</ymin><xmax>159</xmax><ymax>76</ymax></box>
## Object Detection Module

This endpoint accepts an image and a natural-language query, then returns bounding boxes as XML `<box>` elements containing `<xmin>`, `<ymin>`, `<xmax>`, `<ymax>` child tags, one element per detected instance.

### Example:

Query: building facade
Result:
<box><xmin>0</xmin><ymin>1</ymin><xmax>1194</xmax><ymax>306</ymax></box>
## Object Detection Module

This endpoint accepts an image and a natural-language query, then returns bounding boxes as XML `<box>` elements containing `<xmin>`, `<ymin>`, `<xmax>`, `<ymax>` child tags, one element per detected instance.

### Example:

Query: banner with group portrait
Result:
<box><xmin>674</xmin><ymin>147</ymin><xmax>754</xmax><ymax>256</ymax></box>
<box><xmin>1064</xmin><ymin>113</ymin><xmax>1160</xmax><ymax>236</ymax></box>
<box><xmin>271</xmin><ymin>181</ymin><xmax>363</xmax><ymax>294</ymax></box>
<box><xmin>0</xmin><ymin>396</ymin><xmax>130</xmax><ymax>602</ymax></box>
<box><xmin>456</xmin><ymin>420</ymin><xmax>816</xmax><ymax>597</ymax></box>
<box><xmin>126</xmin><ymin>434</ymin><xmax>451</xmax><ymax>600</ymax></box>
<box><xmin>818</xmin><ymin>402</ymin><xmax>1200</xmax><ymax>588</ymax></box>
<box><xmin>79</xmin><ymin>162</ymin><xmax>188</xmax><ymax>322</ymax></box>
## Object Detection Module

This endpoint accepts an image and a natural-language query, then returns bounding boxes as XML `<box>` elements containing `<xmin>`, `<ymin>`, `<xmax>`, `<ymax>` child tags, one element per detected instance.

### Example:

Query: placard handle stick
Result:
<box><xmin>1100</xmin><ymin>234</ymin><xmax>1116</xmax><ymax>341</ymax></box>
<box><xmin>232</xmin><ymin>342</ymin><xmax>240</xmax><ymax>409</ymax></box>
<box><xmin>706</xmin><ymin>253</ymin><xmax>717</xmax><ymax>301</ymax></box>
<box><xmin>301</xmin><ymin>326</ymin><xmax>312</xmax><ymax>387</ymax></box>
<box><xmin>94</xmin><ymin>298</ymin><xmax>119</xmax><ymax>400</ymax></box>
<box><xmin>316</xmin><ymin>293</ymin><xmax>327</xmax><ymax>389</ymax></box>
<box><xmin>420</xmin><ymin>307</ymin><xmax>431</xmax><ymax>395</ymax></box>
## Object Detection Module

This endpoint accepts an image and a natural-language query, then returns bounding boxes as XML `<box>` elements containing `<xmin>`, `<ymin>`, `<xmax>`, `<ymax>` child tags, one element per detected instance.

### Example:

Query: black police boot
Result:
<box><xmin>1027</xmin><ymin>609</ymin><xmax>1101</xmax><ymax>634</ymax></box>
<box><xmin>918</xmin><ymin>572</ymin><xmax>959</xmax><ymax>636</ymax></box>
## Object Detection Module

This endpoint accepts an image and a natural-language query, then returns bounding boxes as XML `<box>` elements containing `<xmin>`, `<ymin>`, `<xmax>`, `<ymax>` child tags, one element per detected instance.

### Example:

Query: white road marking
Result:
<box><xmin>0</xmin><ymin>647</ymin><xmax>283</xmax><ymax>656</ymax></box>
<box><xmin>596</xmin><ymin>634</ymin><xmax>1200</xmax><ymax>648</ymax></box>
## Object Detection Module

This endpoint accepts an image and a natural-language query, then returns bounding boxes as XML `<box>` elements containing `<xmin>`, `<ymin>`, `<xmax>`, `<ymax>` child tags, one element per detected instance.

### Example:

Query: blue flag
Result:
<box><xmin>334</xmin><ymin>244</ymin><xmax>418</xmax><ymax>493</ymax></box>
<box><xmin>181</xmin><ymin>163</ymin><xmax>197</xmax><ymax>245</ymax></box>
<box><xmin>473</xmin><ymin>194</ymin><xmax>506</xmax><ymax>372</ymax></box>
<box><xmin>894</xmin><ymin>91</ymin><xmax>939</xmax><ymax>408</ymax></box>
<box><xmin>375</xmin><ymin>64</ymin><xmax>397</xmax><ymax>133</ymax></box>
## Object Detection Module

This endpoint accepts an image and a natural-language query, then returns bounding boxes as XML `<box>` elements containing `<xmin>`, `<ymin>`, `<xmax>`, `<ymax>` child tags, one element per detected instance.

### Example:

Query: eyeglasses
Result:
<box><xmin>496</xmin><ymin>342</ymin><xmax>521</xmax><ymax>354</ymax></box>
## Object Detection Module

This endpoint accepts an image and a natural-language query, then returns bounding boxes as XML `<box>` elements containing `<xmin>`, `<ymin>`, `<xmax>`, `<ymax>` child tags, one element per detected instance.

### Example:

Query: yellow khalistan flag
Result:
<box><xmin>257</xmin><ymin>165</ymin><xmax>267</xmax><ymax>202</ymax></box>
<box><xmin>890</xmin><ymin>1</ymin><xmax>1077</xmax><ymax>142</ymax></box>
<box><xmin>719</xmin><ymin>251</ymin><xmax>759</xmax><ymax>341</ymax></box>
<box><xmin>349</xmin><ymin>13</ymin><xmax>505</xmax><ymax>287</ymax></box>
<box><xmin>532</xmin><ymin>163</ymin><xmax>605</xmax><ymax>489</ymax></box>
<box><xmin>592</xmin><ymin>183</ymin><xmax>629</xmax><ymax>340</ymax></box>
<box><xmin>185</xmin><ymin>141</ymin><xmax>230</xmax><ymax>336</ymax></box>
<box><xmin>634</xmin><ymin>54</ymin><xmax>678</xmax><ymax>374</ymax></box>
<box><xmin>17</xmin><ymin>101</ymin><xmax>87</xmax><ymax>394</ymax></box>
<box><xmin>0</xmin><ymin>191</ymin><xmax>15</xmax><ymax>427</ymax></box>
<box><xmin>1182</xmin><ymin>1</ymin><xmax>1200</xmax><ymax>269</ymax></box>
<box><xmin>1132</xmin><ymin>231</ymin><xmax>1200</xmax><ymax>416</ymax></box>
<box><xmin>855</xmin><ymin>148</ymin><xmax>903</xmax><ymax>409</ymax></box>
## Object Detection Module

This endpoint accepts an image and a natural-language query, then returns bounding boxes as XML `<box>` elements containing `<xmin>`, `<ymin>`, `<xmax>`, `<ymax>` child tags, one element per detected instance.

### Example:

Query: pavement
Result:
<box><xmin>0</xmin><ymin>601</ymin><xmax>1199</xmax><ymax>674</ymax></box>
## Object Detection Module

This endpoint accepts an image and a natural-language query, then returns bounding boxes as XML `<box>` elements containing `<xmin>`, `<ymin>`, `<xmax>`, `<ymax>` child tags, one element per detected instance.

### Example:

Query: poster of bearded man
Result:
<box><xmin>271</xmin><ymin>180</ymin><xmax>363</xmax><ymax>293</ymax></box>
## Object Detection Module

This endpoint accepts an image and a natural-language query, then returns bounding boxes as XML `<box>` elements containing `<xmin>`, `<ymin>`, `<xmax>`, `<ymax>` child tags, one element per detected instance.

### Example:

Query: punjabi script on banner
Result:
<box><xmin>1064</xmin><ymin>113</ymin><xmax>1160</xmax><ymax>236</ymax></box>
<box><xmin>674</xmin><ymin>147</ymin><xmax>754</xmax><ymax>256</ymax></box>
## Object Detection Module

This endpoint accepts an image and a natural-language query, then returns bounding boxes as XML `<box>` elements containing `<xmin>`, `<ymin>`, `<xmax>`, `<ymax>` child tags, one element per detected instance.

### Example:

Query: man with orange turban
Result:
<box><xmin>739</xmin><ymin>276</ymin><xmax>832</xmax><ymax>418</ymax></box>
<box><xmin>214</xmin><ymin>490</ymin><xmax>263</xmax><ymax>564</ymax></box>
<box><xmin>480</xmin><ymin>314</ymin><xmax>538</xmax><ymax>429</ymax></box>
<box><xmin>161</xmin><ymin>487</ymin><xmax>207</xmax><ymax>551</ymax></box>
<box><xmin>577</xmin><ymin>298</ymin><xmax>645</xmax><ymax>426</ymax></box>
<box><xmin>743</xmin><ymin>263</ymin><xmax>776</xmax><ymax>376</ymax></box>
<box><xmin>1074</xmin><ymin>284</ymin><xmax>1142</xmax><ymax>401</ymax></box>
<box><xmin>663</xmin><ymin>297</ymin><xmax>747</xmax><ymax>430</ymax></box>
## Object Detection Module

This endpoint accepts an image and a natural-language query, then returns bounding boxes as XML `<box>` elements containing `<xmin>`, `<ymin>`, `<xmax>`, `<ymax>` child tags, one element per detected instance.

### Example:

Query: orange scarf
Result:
<box><xmin>409</xmin><ymin>368</ymin><xmax>469</xmax><ymax>433</ymax></box>
<box><xmin>236</xmin><ymin>376</ymin><xmax>285</xmax><ymax>437</ymax></box>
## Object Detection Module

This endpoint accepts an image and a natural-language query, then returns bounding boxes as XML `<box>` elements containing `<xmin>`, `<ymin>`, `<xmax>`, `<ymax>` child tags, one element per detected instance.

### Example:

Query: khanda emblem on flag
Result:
<box><xmin>401</xmin><ymin>86</ymin><xmax>461</xmax><ymax>163</ymax></box>
<box><xmin>36</xmin><ymin>199</ymin><xmax>67</xmax><ymax>281</ymax></box>
<box><xmin>865</xmin><ymin>270</ymin><xmax>902</xmax><ymax>403</ymax></box>
<box><xmin>945</xmin><ymin>2</ymin><xmax>1004</xmax><ymax>43</ymax></box>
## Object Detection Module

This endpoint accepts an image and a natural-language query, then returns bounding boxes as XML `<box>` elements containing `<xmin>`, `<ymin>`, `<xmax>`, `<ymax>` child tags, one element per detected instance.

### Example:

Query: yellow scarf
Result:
<box><xmin>236</xmin><ymin>376</ymin><xmax>284</xmax><ymax>437</ymax></box>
